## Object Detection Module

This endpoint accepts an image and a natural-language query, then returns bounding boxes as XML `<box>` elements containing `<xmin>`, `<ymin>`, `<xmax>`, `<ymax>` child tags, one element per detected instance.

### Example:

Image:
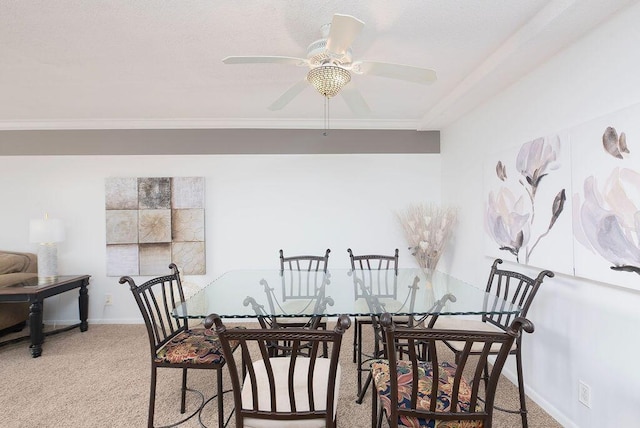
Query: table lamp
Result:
<box><xmin>29</xmin><ymin>214</ymin><xmax>65</xmax><ymax>280</ymax></box>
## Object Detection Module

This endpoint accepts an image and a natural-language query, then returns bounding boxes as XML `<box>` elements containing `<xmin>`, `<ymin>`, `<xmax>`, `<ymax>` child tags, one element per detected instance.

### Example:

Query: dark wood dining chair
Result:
<box><xmin>348</xmin><ymin>248</ymin><xmax>400</xmax><ymax>399</ymax></box>
<box><xmin>433</xmin><ymin>258</ymin><xmax>554</xmax><ymax>428</ymax></box>
<box><xmin>119</xmin><ymin>264</ymin><xmax>237</xmax><ymax>428</ymax></box>
<box><xmin>372</xmin><ymin>312</ymin><xmax>534</xmax><ymax>428</ymax></box>
<box><xmin>205</xmin><ymin>313</ymin><xmax>351</xmax><ymax>428</ymax></box>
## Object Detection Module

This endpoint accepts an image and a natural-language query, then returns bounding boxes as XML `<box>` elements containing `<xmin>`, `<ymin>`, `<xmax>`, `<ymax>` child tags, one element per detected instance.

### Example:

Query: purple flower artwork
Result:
<box><xmin>572</xmin><ymin>104</ymin><xmax>640</xmax><ymax>287</ymax></box>
<box><xmin>578</xmin><ymin>168</ymin><xmax>640</xmax><ymax>275</ymax></box>
<box><xmin>485</xmin><ymin>133</ymin><xmax>573</xmax><ymax>273</ymax></box>
<box><xmin>485</xmin><ymin>103</ymin><xmax>640</xmax><ymax>288</ymax></box>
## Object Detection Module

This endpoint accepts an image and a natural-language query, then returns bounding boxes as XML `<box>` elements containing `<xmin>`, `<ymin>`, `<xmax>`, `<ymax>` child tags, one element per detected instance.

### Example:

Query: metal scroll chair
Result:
<box><xmin>280</xmin><ymin>248</ymin><xmax>331</xmax><ymax>272</ymax></box>
<box><xmin>205</xmin><ymin>313</ymin><xmax>351</xmax><ymax>428</ymax></box>
<box><xmin>355</xmin><ymin>275</ymin><xmax>455</xmax><ymax>404</ymax></box>
<box><xmin>347</xmin><ymin>248</ymin><xmax>399</xmax><ymax>398</ymax></box>
<box><xmin>276</xmin><ymin>249</ymin><xmax>331</xmax><ymax>355</ymax></box>
<box><xmin>119</xmin><ymin>264</ymin><xmax>235</xmax><ymax>428</ymax></box>
<box><xmin>371</xmin><ymin>313</ymin><xmax>534</xmax><ymax>428</ymax></box>
<box><xmin>433</xmin><ymin>258</ymin><xmax>554</xmax><ymax>428</ymax></box>
<box><xmin>243</xmin><ymin>277</ymin><xmax>334</xmax><ymax>357</ymax></box>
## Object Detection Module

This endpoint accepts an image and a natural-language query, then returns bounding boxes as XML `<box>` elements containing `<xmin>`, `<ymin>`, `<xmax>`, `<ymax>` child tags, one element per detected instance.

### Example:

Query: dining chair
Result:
<box><xmin>275</xmin><ymin>248</ymin><xmax>331</xmax><ymax>356</ymax></box>
<box><xmin>354</xmin><ymin>275</ymin><xmax>455</xmax><ymax>405</ymax></box>
<box><xmin>280</xmin><ymin>248</ymin><xmax>331</xmax><ymax>272</ymax></box>
<box><xmin>347</xmin><ymin>248</ymin><xmax>399</xmax><ymax>399</ymax></box>
<box><xmin>371</xmin><ymin>312</ymin><xmax>534</xmax><ymax>428</ymax></box>
<box><xmin>205</xmin><ymin>313</ymin><xmax>351</xmax><ymax>428</ymax></box>
<box><xmin>432</xmin><ymin>258</ymin><xmax>554</xmax><ymax>428</ymax></box>
<box><xmin>119</xmin><ymin>263</ymin><xmax>236</xmax><ymax>428</ymax></box>
<box><xmin>244</xmin><ymin>277</ymin><xmax>334</xmax><ymax>357</ymax></box>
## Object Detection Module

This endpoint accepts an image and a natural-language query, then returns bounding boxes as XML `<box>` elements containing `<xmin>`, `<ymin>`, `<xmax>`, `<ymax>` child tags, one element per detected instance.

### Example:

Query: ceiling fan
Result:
<box><xmin>222</xmin><ymin>13</ymin><xmax>437</xmax><ymax>116</ymax></box>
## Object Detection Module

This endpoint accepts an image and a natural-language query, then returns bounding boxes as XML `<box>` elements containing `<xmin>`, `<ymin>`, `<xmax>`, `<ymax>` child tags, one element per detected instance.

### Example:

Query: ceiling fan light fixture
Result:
<box><xmin>307</xmin><ymin>65</ymin><xmax>351</xmax><ymax>98</ymax></box>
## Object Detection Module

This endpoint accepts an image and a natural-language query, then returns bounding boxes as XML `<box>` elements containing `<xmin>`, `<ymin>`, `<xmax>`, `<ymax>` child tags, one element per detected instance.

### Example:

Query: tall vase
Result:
<box><xmin>420</xmin><ymin>254</ymin><xmax>439</xmax><ymax>279</ymax></box>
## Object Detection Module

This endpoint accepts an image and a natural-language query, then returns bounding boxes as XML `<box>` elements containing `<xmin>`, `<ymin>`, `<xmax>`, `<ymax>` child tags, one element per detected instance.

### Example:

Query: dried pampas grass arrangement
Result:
<box><xmin>397</xmin><ymin>203</ymin><xmax>457</xmax><ymax>271</ymax></box>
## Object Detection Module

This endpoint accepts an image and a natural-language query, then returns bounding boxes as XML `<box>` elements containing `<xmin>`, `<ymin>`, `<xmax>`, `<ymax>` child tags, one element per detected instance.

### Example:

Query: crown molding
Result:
<box><xmin>0</xmin><ymin>117</ymin><xmax>432</xmax><ymax>131</ymax></box>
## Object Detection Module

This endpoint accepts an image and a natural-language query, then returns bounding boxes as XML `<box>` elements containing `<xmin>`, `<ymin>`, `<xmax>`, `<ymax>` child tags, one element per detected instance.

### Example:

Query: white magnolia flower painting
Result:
<box><xmin>572</xmin><ymin>103</ymin><xmax>640</xmax><ymax>288</ymax></box>
<box><xmin>484</xmin><ymin>133</ymin><xmax>574</xmax><ymax>275</ymax></box>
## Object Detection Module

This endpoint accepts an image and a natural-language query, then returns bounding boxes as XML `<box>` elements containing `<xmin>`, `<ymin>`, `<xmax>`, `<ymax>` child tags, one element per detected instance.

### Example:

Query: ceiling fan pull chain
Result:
<box><xmin>323</xmin><ymin>96</ymin><xmax>330</xmax><ymax>136</ymax></box>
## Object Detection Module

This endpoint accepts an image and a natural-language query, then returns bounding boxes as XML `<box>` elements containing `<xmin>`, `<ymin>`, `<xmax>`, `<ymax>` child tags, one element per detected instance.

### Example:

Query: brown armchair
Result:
<box><xmin>0</xmin><ymin>251</ymin><xmax>38</xmax><ymax>334</ymax></box>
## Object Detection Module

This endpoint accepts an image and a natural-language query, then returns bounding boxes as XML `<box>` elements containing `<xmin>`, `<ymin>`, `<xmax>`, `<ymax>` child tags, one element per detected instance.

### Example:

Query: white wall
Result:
<box><xmin>440</xmin><ymin>3</ymin><xmax>640</xmax><ymax>427</ymax></box>
<box><xmin>0</xmin><ymin>153</ymin><xmax>440</xmax><ymax>323</ymax></box>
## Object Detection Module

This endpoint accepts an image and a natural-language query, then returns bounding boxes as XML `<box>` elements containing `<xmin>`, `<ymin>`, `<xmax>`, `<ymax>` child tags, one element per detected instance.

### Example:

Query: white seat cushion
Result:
<box><xmin>433</xmin><ymin>317</ymin><xmax>516</xmax><ymax>353</ymax></box>
<box><xmin>241</xmin><ymin>357</ymin><xmax>340</xmax><ymax>428</ymax></box>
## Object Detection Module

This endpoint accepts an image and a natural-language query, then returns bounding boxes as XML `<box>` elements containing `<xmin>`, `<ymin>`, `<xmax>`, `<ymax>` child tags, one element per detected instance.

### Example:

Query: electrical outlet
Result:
<box><xmin>105</xmin><ymin>294</ymin><xmax>113</xmax><ymax>306</ymax></box>
<box><xmin>578</xmin><ymin>380</ymin><xmax>591</xmax><ymax>408</ymax></box>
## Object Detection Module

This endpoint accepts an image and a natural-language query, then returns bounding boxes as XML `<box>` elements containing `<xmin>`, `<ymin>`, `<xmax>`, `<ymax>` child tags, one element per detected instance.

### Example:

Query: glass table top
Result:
<box><xmin>174</xmin><ymin>268</ymin><xmax>522</xmax><ymax>320</ymax></box>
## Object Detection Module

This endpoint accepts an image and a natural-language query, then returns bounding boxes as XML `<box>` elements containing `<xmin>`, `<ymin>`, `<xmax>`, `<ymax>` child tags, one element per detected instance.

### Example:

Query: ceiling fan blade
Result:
<box><xmin>326</xmin><ymin>14</ymin><xmax>365</xmax><ymax>56</ymax></box>
<box><xmin>355</xmin><ymin>61</ymin><xmax>437</xmax><ymax>84</ymax></box>
<box><xmin>267</xmin><ymin>80</ymin><xmax>309</xmax><ymax>111</ymax></box>
<box><xmin>222</xmin><ymin>56</ymin><xmax>309</xmax><ymax>66</ymax></box>
<box><xmin>340</xmin><ymin>85</ymin><xmax>371</xmax><ymax>117</ymax></box>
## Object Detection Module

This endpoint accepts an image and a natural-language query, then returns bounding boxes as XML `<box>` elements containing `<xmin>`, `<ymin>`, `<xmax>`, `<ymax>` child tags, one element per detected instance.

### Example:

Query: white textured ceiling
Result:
<box><xmin>0</xmin><ymin>1</ymin><xmax>635</xmax><ymax>131</ymax></box>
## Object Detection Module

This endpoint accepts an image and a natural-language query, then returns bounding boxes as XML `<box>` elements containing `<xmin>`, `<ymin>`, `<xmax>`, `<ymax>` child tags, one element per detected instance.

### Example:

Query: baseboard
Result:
<box><xmin>44</xmin><ymin>318</ymin><xmax>143</xmax><ymax>325</ymax></box>
<box><xmin>500</xmin><ymin>366</ymin><xmax>576</xmax><ymax>428</ymax></box>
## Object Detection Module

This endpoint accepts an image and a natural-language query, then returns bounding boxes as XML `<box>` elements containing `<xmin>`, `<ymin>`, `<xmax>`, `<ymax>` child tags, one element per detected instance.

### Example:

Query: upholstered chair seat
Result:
<box><xmin>372</xmin><ymin>359</ymin><xmax>483</xmax><ymax>428</ymax></box>
<box><xmin>241</xmin><ymin>357</ymin><xmax>341</xmax><ymax>428</ymax></box>
<box><xmin>154</xmin><ymin>329</ymin><xmax>230</xmax><ymax>365</ymax></box>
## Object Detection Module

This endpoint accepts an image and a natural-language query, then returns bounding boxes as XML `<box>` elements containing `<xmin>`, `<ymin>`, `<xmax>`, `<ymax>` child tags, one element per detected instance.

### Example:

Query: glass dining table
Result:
<box><xmin>174</xmin><ymin>267</ymin><xmax>523</xmax><ymax>406</ymax></box>
<box><xmin>173</xmin><ymin>268</ymin><xmax>522</xmax><ymax>321</ymax></box>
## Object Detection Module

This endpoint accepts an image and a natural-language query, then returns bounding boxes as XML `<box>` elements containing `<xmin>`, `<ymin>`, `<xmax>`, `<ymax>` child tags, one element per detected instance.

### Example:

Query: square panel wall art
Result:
<box><xmin>105</xmin><ymin>177</ymin><xmax>206</xmax><ymax>276</ymax></box>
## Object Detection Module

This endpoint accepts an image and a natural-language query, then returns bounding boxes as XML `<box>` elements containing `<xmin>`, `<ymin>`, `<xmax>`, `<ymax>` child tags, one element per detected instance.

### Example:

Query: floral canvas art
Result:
<box><xmin>571</xmin><ymin>103</ymin><xmax>640</xmax><ymax>289</ymax></box>
<box><xmin>484</xmin><ymin>133</ymin><xmax>574</xmax><ymax>275</ymax></box>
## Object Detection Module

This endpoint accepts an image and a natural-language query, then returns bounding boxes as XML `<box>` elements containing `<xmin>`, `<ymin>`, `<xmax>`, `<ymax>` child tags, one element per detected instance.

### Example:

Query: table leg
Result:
<box><xmin>28</xmin><ymin>300</ymin><xmax>44</xmax><ymax>358</ymax></box>
<box><xmin>78</xmin><ymin>280</ymin><xmax>89</xmax><ymax>331</ymax></box>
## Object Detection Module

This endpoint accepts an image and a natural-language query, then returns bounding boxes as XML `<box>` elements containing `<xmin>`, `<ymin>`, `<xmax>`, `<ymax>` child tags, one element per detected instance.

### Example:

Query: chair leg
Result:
<box><xmin>180</xmin><ymin>368</ymin><xmax>188</xmax><ymax>413</ymax></box>
<box><xmin>357</xmin><ymin>372</ymin><xmax>372</xmax><ymax>404</ymax></box>
<box><xmin>515</xmin><ymin>349</ymin><xmax>529</xmax><ymax>428</ymax></box>
<box><xmin>148</xmin><ymin>366</ymin><xmax>157</xmax><ymax>428</ymax></box>
<box><xmin>377</xmin><ymin>406</ymin><xmax>384</xmax><ymax>428</ymax></box>
<box><xmin>217</xmin><ymin>368</ymin><xmax>224</xmax><ymax>428</ymax></box>
<box><xmin>352</xmin><ymin>318</ymin><xmax>359</xmax><ymax>363</ymax></box>
<box><xmin>356</xmin><ymin>321</ymin><xmax>363</xmax><ymax>395</ymax></box>
<box><xmin>322</xmin><ymin>322</ymin><xmax>328</xmax><ymax>358</ymax></box>
<box><xmin>371</xmin><ymin>373</ymin><xmax>378</xmax><ymax>428</ymax></box>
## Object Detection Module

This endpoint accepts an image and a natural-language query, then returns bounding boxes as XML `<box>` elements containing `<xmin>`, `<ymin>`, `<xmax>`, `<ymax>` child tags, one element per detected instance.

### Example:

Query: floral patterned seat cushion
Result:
<box><xmin>371</xmin><ymin>359</ymin><xmax>484</xmax><ymax>428</ymax></box>
<box><xmin>155</xmin><ymin>328</ymin><xmax>230</xmax><ymax>365</ymax></box>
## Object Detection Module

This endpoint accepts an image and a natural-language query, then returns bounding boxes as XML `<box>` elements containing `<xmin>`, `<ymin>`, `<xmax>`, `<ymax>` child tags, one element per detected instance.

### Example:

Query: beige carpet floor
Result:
<box><xmin>0</xmin><ymin>322</ymin><xmax>561</xmax><ymax>427</ymax></box>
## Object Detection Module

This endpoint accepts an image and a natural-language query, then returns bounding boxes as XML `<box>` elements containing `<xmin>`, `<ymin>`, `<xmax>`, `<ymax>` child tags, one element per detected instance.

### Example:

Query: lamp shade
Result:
<box><xmin>30</xmin><ymin>218</ymin><xmax>65</xmax><ymax>243</ymax></box>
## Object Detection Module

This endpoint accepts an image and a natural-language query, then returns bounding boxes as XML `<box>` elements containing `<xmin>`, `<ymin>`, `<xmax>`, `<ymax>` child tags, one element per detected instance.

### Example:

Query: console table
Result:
<box><xmin>0</xmin><ymin>275</ymin><xmax>90</xmax><ymax>357</ymax></box>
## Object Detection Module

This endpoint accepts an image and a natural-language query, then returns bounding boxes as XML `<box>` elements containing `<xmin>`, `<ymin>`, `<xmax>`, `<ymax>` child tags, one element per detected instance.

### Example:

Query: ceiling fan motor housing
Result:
<box><xmin>307</xmin><ymin>38</ymin><xmax>353</xmax><ymax>67</ymax></box>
